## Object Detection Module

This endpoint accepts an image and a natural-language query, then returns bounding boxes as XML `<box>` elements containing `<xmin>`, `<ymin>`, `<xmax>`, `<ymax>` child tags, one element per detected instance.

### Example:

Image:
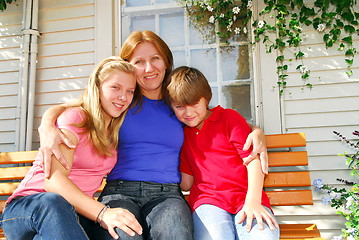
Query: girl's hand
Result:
<box><xmin>101</xmin><ymin>207</ymin><xmax>143</xmax><ymax>239</ymax></box>
<box><xmin>237</xmin><ymin>202</ymin><xmax>278</xmax><ymax>232</ymax></box>
<box><xmin>243</xmin><ymin>126</ymin><xmax>269</xmax><ymax>174</ymax></box>
<box><xmin>38</xmin><ymin>122</ymin><xmax>75</xmax><ymax>178</ymax></box>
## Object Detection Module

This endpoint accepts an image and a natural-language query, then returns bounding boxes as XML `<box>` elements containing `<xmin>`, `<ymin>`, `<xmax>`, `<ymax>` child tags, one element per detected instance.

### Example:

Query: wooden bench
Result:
<box><xmin>0</xmin><ymin>133</ymin><xmax>325</xmax><ymax>239</ymax></box>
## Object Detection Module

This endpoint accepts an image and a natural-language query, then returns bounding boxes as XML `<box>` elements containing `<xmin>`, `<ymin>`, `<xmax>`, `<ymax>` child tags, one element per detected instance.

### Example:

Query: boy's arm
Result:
<box><xmin>237</xmin><ymin>156</ymin><xmax>278</xmax><ymax>232</ymax></box>
<box><xmin>38</xmin><ymin>104</ymin><xmax>74</xmax><ymax>177</ymax></box>
<box><xmin>44</xmin><ymin>129</ymin><xmax>142</xmax><ymax>239</ymax></box>
<box><xmin>180</xmin><ymin>172</ymin><xmax>194</xmax><ymax>191</ymax></box>
<box><xmin>243</xmin><ymin>124</ymin><xmax>269</xmax><ymax>174</ymax></box>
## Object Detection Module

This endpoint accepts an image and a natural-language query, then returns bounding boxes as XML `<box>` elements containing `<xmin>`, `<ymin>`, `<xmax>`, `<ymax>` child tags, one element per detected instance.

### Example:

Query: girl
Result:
<box><xmin>0</xmin><ymin>57</ymin><xmax>142</xmax><ymax>240</ymax></box>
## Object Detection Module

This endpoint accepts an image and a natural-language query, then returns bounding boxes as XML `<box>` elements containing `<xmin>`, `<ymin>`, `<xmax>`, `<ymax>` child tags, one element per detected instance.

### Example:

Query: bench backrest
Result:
<box><xmin>0</xmin><ymin>133</ymin><xmax>312</xmax><ymax>213</ymax></box>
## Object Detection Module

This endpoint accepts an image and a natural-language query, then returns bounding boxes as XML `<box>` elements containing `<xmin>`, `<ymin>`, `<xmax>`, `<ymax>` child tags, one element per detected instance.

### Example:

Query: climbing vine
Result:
<box><xmin>180</xmin><ymin>0</ymin><xmax>359</xmax><ymax>95</ymax></box>
<box><xmin>0</xmin><ymin>0</ymin><xmax>17</xmax><ymax>11</ymax></box>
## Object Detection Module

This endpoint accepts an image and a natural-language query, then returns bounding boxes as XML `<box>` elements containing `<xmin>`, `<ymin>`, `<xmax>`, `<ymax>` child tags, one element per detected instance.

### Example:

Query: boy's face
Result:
<box><xmin>171</xmin><ymin>97</ymin><xmax>211</xmax><ymax>129</ymax></box>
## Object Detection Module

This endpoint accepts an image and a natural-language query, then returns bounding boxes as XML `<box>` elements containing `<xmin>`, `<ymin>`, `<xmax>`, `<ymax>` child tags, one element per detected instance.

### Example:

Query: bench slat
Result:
<box><xmin>0</xmin><ymin>182</ymin><xmax>21</xmax><ymax>196</ymax></box>
<box><xmin>266</xmin><ymin>189</ymin><xmax>313</xmax><ymax>206</ymax></box>
<box><xmin>268</xmin><ymin>151</ymin><xmax>308</xmax><ymax>167</ymax></box>
<box><xmin>0</xmin><ymin>151</ymin><xmax>38</xmax><ymax>165</ymax></box>
<box><xmin>0</xmin><ymin>166</ymin><xmax>32</xmax><ymax>180</ymax></box>
<box><xmin>264</xmin><ymin>171</ymin><xmax>311</xmax><ymax>188</ymax></box>
<box><xmin>279</xmin><ymin>223</ymin><xmax>321</xmax><ymax>239</ymax></box>
<box><xmin>266</xmin><ymin>133</ymin><xmax>306</xmax><ymax>149</ymax></box>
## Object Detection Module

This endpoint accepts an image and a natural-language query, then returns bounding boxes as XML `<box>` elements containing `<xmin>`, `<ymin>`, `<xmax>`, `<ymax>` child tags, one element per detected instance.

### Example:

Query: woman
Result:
<box><xmin>37</xmin><ymin>31</ymin><xmax>268</xmax><ymax>240</ymax></box>
<box><xmin>0</xmin><ymin>57</ymin><xmax>143</xmax><ymax>239</ymax></box>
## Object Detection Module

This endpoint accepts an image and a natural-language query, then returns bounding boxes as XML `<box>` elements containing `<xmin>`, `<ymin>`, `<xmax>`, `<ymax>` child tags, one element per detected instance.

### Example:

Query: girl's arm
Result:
<box><xmin>44</xmin><ymin>129</ymin><xmax>142</xmax><ymax>239</ymax></box>
<box><xmin>243</xmin><ymin>124</ymin><xmax>269</xmax><ymax>174</ymax></box>
<box><xmin>180</xmin><ymin>172</ymin><xmax>194</xmax><ymax>191</ymax></box>
<box><xmin>237</xmin><ymin>156</ymin><xmax>278</xmax><ymax>232</ymax></box>
<box><xmin>38</xmin><ymin>104</ymin><xmax>73</xmax><ymax>177</ymax></box>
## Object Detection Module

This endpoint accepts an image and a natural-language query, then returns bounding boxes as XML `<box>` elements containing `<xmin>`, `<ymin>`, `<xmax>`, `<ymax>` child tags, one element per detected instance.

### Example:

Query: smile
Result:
<box><xmin>144</xmin><ymin>74</ymin><xmax>158</xmax><ymax>80</ymax></box>
<box><xmin>113</xmin><ymin>103</ymin><xmax>124</xmax><ymax>109</ymax></box>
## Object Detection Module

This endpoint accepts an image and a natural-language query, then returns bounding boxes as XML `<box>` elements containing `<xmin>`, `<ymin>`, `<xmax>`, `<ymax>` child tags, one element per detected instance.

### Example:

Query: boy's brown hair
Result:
<box><xmin>165</xmin><ymin>66</ymin><xmax>212</xmax><ymax>106</ymax></box>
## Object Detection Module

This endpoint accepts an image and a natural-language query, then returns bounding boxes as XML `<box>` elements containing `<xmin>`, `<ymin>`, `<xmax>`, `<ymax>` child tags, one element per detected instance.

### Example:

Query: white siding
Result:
<box><xmin>259</xmin><ymin>4</ymin><xmax>359</xmax><ymax>239</ymax></box>
<box><xmin>32</xmin><ymin>0</ymin><xmax>96</xmax><ymax>148</ymax></box>
<box><xmin>0</xmin><ymin>1</ymin><xmax>23</xmax><ymax>152</ymax></box>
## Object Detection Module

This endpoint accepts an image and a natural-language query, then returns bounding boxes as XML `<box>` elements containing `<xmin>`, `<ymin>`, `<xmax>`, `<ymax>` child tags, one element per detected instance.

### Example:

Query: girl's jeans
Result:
<box><xmin>193</xmin><ymin>204</ymin><xmax>280</xmax><ymax>240</ymax></box>
<box><xmin>95</xmin><ymin>180</ymin><xmax>193</xmax><ymax>240</ymax></box>
<box><xmin>0</xmin><ymin>192</ymin><xmax>89</xmax><ymax>240</ymax></box>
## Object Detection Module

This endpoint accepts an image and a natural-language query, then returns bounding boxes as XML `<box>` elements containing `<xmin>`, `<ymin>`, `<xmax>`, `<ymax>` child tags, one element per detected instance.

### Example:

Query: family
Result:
<box><xmin>0</xmin><ymin>30</ymin><xmax>280</xmax><ymax>240</ymax></box>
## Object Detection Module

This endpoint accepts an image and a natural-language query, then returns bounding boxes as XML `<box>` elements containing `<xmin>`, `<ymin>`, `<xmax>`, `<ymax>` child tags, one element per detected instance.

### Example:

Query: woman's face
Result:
<box><xmin>99</xmin><ymin>70</ymin><xmax>136</xmax><ymax>126</ymax></box>
<box><xmin>129</xmin><ymin>42</ymin><xmax>167</xmax><ymax>99</ymax></box>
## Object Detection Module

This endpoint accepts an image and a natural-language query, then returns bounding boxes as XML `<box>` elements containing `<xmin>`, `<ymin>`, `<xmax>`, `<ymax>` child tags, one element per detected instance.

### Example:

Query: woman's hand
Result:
<box><xmin>101</xmin><ymin>207</ymin><xmax>143</xmax><ymax>239</ymax></box>
<box><xmin>243</xmin><ymin>125</ymin><xmax>269</xmax><ymax>174</ymax></box>
<box><xmin>38</xmin><ymin>105</ymin><xmax>74</xmax><ymax>177</ymax></box>
<box><xmin>237</xmin><ymin>202</ymin><xmax>278</xmax><ymax>232</ymax></box>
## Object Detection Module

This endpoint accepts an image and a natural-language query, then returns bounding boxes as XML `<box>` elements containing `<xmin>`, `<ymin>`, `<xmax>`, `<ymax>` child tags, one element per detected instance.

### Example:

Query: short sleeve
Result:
<box><xmin>56</xmin><ymin>107</ymin><xmax>86</xmax><ymax>143</ymax></box>
<box><xmin>179</xmin><ymin>149</ymin><xmax>193</xmax><ymax>176</ymax></box>
<box><xmin>226</xmin><ymin>110</ymin><xmax>253</xmax><ymax>159</ymax></box>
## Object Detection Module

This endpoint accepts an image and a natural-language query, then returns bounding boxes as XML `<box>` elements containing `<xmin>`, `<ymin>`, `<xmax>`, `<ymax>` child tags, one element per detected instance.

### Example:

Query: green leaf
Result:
<box><xmin>345</xmin><ymin>58</ymin><xmax>354</xmax><ymax>65</ymax></box>
<box><xmin>296</xmin><ymin>51</ymin><xmax>304</xmax><ymax>59</ymax></box>
<box><xmin>344</xmin><ymin>25</ymin><xmax>355</xmax><ymax>34</ymax></box>
<box><xmin>276</xmin><ymin>55</ymin><xmax>285</xmax><ymax>62</ymax></box>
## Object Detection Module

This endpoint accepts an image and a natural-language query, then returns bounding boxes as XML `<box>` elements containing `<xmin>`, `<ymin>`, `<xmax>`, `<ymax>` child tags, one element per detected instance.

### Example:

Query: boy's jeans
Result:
<box><xmin>193</xmin><ymin>204</ymin><xmax>280</xmax><ymax>240</ymax></box>
<box><xmin>1</xmin><ymin>192</ymin><xmax>89</xmax><ymax>240</ymax></box>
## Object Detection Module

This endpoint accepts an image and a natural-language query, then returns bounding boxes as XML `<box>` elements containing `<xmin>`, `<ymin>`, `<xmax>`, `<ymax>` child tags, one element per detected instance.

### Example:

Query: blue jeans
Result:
<box><xmin>1</xmin><ymin>192</ymin><xmax>89</xmax><ymax>240</ymax></box>
<box><xmin>193</xmin><ymin>204</ymin><xmax>279</xmax><ymax>240</ymax></box>
<box><xmin>95</xmin><ymin>180</ymin><xmax>193</xmax><ymax>240</ymax></box>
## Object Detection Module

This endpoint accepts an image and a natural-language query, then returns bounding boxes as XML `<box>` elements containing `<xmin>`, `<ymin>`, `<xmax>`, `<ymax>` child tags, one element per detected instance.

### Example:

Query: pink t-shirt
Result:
<box><xmin>6</xmin><ymin>107</ymin><xmax>117</xmax><ymax>203</ymax></box>
<box><xmin>180</xmin><ymin>106</ymin><xmax>272</xmax><ymax>214</ymax></box>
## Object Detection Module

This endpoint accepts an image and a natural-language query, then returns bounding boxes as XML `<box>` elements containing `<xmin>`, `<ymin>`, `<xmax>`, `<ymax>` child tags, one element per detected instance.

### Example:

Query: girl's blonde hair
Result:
<box><xmin>120</xmin><ymin>30</ymin><xmax>173</xmax><ymax>103</ymax></box>
<box><xmin>165</xmin><ymin>66</ymin><xmax>212</xmax><ymax>107</ymax></box>
<box><xmin>67</xmin><ymin>56</ymin><xmax>135</xmax><ymax>157</ymax></box>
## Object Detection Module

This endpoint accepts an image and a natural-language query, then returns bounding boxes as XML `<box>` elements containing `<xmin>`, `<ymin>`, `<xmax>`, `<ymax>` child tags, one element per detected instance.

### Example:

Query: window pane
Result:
<box><xmin>190</xmin><ymin>25</ymin><xmax>215</xmax><ymax>45</ymax></box>
<box><xmin>190</xmin><ymin>48</ymin><xmax>217</xmax><ymax>83</ymax></box>
<box><xmin>159</xmin><ymin>12</ymin><xmax>185</xmax><ymax>47</ymax></box>
<box><xmin>222</xmin><ymin>84</ymin><xmax>251</xmax><ymax>120</ymax></box>
<box><xmin>126</xmin><ymin>0</ymin><xmax>151</xmax><ymax>7</ymax></box>
<box><xmin>131</xmin><ymin>15</ymin><xmax>156</xmax><ymax>33</ymax></box>
<box><xmin>222</xmin><ymin>45</ymin><xmax>249</xmax><ymax>81</ymax></box>
<box><xmin>155</xmin><ymin>0</ymin><xmax>174</xmax><ymax>3</ymax></box>
<box><xmin>209</xmin><ymin>86</ymin><xmax>218</xmax><ymax>109</ymax></box>
<box><xmin>172</xmin><ymin>50</ymin><xmax>187</xmax><ymax>68</ymax></box>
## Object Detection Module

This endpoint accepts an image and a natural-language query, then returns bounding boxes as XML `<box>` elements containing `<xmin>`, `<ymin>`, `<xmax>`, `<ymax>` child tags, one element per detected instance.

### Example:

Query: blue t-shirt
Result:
<box><xmin>107</xmin><ymin>96</ymin><xmax>184</xmax><ymax>183</ymax></box>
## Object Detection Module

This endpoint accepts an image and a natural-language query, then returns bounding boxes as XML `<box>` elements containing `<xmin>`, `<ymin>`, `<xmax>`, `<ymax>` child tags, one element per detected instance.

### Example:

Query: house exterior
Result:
<box><xmin>0</xmin><ymin>0</ymin><xmax>358</xmax><ymax>239</ymax></box>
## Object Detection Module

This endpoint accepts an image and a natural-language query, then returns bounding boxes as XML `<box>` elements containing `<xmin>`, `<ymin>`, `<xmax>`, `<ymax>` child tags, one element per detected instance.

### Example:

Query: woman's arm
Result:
<box><xmin>237</xmin><ymin>156</ymin><xmax>278</xmax><ymax>232</ymax></box>
<box><xmin>44</xmin><ymin>129</ymin><xmax>142</xmax><ymax>239</ymax></box>
<box><xmin>243</xmin><ymin>124</ymin><xmax>269</xmax><ymax>174</ymax></box>
<box><xmin>180</xmin><ymin>172</ymin><xmax>194</xmax><ymax>191</ymax></box>
<box><xmin>38</xmin><ymin>104</ymin><xmax>73</xmax><ymax>177</ymax></box>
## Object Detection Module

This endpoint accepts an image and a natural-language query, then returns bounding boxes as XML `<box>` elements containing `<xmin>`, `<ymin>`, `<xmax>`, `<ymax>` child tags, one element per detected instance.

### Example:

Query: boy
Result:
<box><xmin>165</xmin><ymin>66</ymin><xmax>279</xmax><ymax>240</ymax></box>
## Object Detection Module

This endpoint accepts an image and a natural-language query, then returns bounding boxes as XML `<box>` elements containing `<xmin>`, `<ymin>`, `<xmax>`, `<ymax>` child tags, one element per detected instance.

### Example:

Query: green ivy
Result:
<box><xmin>180</xmin><ymin>0</ymin><xmax>359</xmax><ymax>95</ymax></box>
<box><xmin>0</xmin><ymin>0</ymin><xmax>17</xmax><ymax>11</ymax></box>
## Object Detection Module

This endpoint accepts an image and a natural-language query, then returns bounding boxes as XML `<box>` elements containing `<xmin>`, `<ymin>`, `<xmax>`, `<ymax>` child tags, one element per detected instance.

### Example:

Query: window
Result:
<box><xmin>118</xmin><ymin>0</ymin><xmax>255</xmax><ymax>122</ymax></box>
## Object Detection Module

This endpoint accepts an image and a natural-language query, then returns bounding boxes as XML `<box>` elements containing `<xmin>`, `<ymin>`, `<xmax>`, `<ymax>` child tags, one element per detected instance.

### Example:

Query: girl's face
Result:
<box><xmin>99</xmin><ymin>71</ymin><xmax>136</xmax><ymax>125</ymax></box>
<box><xmin>129</xmin><ymin>42</ymin><xmax>167</xmax><ymax>99</ymax></box>
<box><xmin>171</xmin><ymin>98</ymin><xmax>211</xmax><ymax>130</ymax></box>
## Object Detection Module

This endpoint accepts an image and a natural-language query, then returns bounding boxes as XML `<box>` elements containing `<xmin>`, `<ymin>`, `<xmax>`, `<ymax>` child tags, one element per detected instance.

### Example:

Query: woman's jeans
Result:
<box><xmin>193</xmin><ymin>204</ymin><xmax>280</xmax><ymax>240</ymax></box>
<box><xmin>0</xmin><ymin>192</ymin><xmax>89</xmax><ymax>240</ymax></box>
<box><xmin>95</xmin><ymin>180</ymin><xmax>193</xmax><ymax>240</ymax></box>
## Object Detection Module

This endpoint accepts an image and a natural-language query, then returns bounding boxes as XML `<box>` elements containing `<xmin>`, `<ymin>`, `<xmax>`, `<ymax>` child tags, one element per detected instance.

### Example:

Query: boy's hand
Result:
<box><xmin>243</xmin><ymin>130</ymin><xmax>268</xmax><ymax>174</ymax></box>
<box><xmin>237</xmin><ymin>202</ymin><xmax>278</xmax><ymax>232</ymax></box>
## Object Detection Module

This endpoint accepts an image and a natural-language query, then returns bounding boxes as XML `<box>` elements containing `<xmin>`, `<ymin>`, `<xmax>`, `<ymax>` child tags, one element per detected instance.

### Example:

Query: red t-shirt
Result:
<box><xmin>180</xmin><ymin>106</ymin><xmax>272</xmax><ymax>214</ymax></box>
